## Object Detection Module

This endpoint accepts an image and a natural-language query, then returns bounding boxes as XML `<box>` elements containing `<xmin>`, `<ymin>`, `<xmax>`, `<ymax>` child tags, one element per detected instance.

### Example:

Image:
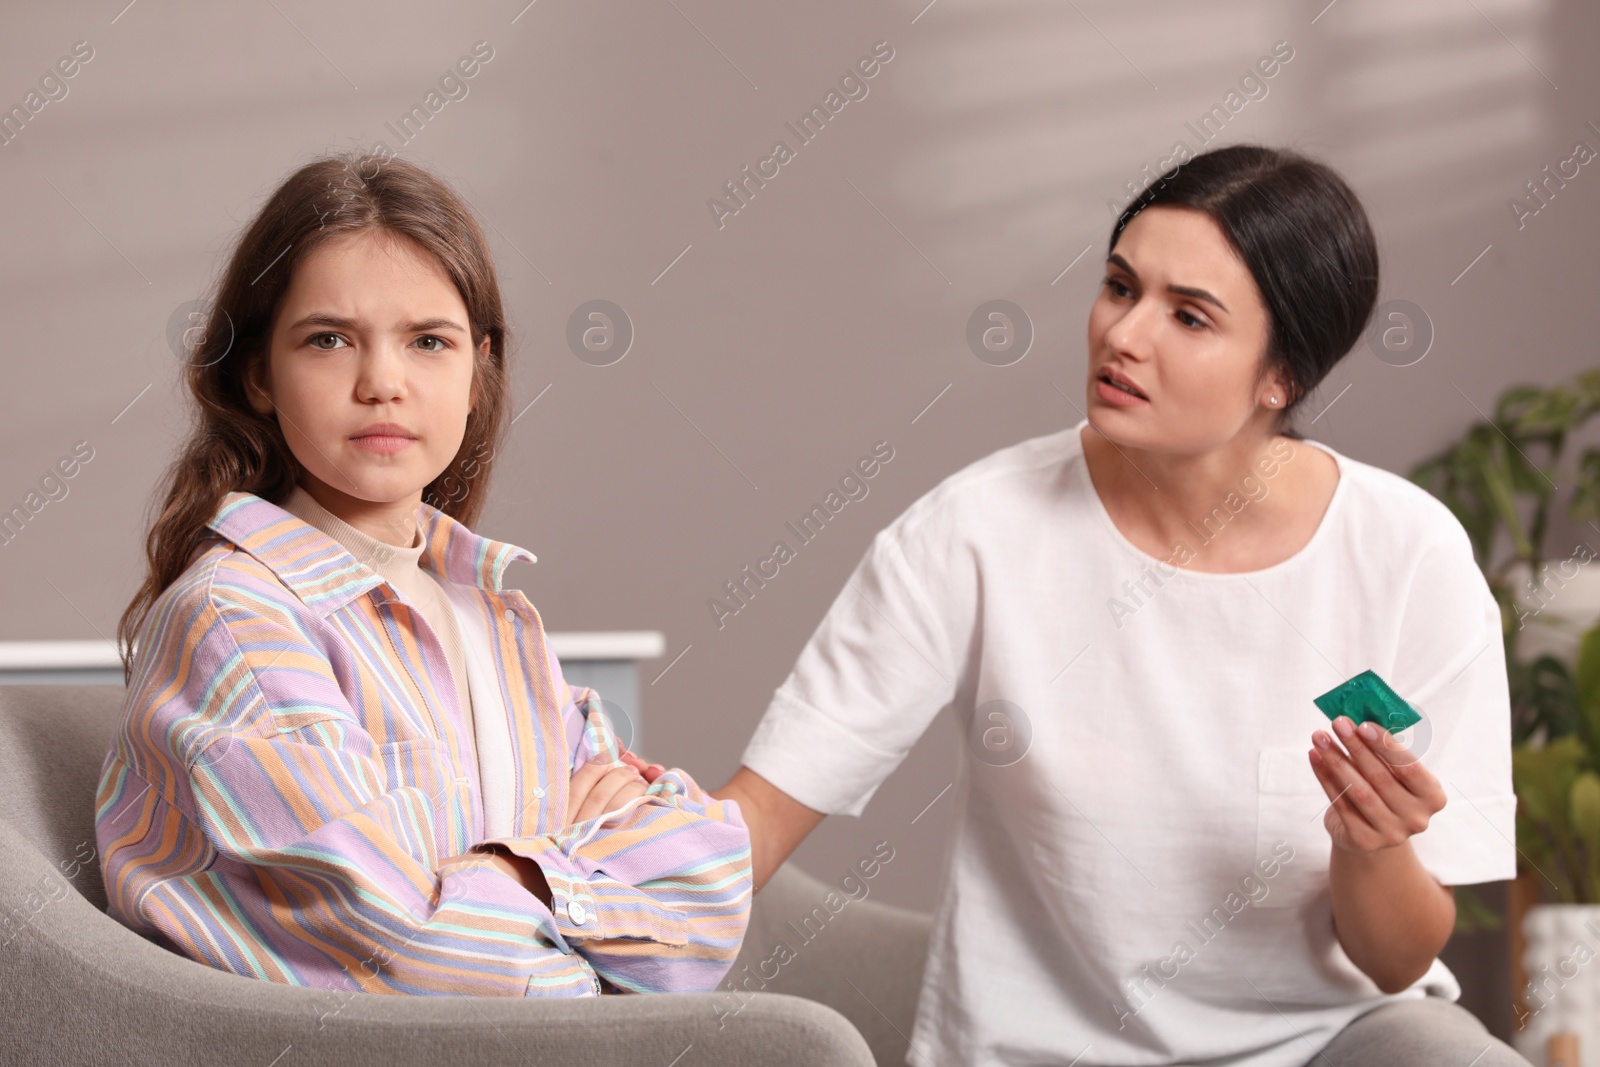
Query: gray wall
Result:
<box><xmin>1</xmin><ymin>0</ymin><xmax>1595</xmax><ymax>994</ymax></box>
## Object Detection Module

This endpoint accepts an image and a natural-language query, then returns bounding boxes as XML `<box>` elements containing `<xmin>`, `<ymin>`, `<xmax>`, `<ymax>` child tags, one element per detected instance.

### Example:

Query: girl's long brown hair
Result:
<box><xmin>118</xmin><ymin>151</ymin><xmax>511</xmax><ymax>678</ymax></box>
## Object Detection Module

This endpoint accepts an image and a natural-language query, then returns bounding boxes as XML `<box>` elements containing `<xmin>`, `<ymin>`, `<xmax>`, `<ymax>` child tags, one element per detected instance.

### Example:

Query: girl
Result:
<box><xmin>713</xmin><ymin>146</ymin><xmax>1531</xmax><ymax>1065</ymax></box>
<box><xmin>95</xmin><ymin>152</ymin><xmax>752</xmax><ymax>999</ymax></box>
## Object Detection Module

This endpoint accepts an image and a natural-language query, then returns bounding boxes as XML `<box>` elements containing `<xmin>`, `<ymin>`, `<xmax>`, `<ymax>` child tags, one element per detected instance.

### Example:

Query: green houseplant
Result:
<box><xmin>1408</xmin><ymin>368</ymin><xmax>1600</xmax><ymax>923</ymax></box>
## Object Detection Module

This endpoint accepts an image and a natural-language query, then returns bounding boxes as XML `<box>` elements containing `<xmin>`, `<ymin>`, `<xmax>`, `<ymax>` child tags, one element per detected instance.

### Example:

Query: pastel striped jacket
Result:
<box><xmin>95</xmin><ymin>491</ymin><xmax>752</xmax><ymax>998</ymax></box>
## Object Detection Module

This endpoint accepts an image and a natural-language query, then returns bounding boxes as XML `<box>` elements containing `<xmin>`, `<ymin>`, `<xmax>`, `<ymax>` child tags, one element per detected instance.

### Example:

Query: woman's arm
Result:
<box><xmin>1328</xmin><ymin>839</ymin><xmax>1455</xmax><ymax>993</ymax></box>
<box><xmin>712</xmin><ymin>766</ymin><xmax>826</xmax><ymax>891</ymax></box>
<box><xmin>1311</xmin><ymin>715</ymin><xmax>1456</xmax><ymax>993</ymax></box>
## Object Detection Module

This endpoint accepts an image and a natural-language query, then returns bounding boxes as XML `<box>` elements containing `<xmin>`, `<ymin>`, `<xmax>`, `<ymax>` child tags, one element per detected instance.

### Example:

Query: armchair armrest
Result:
<box><xmin>730</xmin><ymin>863</ymin><xmax>934</xmax><ymax>1067</ymax></box>
<box><xmin>0</xmin><ymin>823</ymin><xmax>873</xmax><ymax>1067</ymax></box>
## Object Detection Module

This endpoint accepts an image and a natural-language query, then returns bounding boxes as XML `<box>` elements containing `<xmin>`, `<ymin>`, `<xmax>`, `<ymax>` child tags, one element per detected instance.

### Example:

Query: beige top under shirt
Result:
<box><xmin>280</xmin><ymin>485</ymin><xmax>478</xmax><ymax>752</ymax></box>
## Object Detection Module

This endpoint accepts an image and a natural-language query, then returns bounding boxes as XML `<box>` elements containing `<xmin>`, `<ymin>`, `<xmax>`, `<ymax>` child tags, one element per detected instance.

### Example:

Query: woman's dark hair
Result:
<box><xmin>1108</xmin><ymin>144</ymin><xmax>1378</xmax><ymax>438</ymax></box>
<box><xmin>118</xmin><ymin>151</ymin><xmax>511</xmax><ymax>677</ymax></box>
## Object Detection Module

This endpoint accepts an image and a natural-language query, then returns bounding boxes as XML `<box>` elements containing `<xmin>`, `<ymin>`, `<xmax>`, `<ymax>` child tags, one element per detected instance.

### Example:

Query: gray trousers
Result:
<box><xmin>1308</xmin><ymin>996</ymin><xmax>1534</xmax><ymax>1067</ymax></box>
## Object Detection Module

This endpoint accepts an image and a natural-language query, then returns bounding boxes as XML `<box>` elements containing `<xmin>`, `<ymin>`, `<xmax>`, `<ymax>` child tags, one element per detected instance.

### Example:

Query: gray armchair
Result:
<box><xmin>0</xmin><ymin>685</ymin><xmax>931</xmax><ymax>1067</ymax></box>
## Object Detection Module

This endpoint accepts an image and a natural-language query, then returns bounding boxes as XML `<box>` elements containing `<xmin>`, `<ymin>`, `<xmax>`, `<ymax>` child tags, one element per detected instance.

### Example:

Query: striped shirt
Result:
<box><xmin>95</xmin><ymin>491</ymin><xmax>752</xmax><ymax>998</ymax></box>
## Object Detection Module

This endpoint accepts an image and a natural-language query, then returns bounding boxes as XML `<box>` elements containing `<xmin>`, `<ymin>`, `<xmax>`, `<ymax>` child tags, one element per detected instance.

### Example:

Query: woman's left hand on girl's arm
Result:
<box><xmin>1308</xmin><ymin>715</ymin><xmax>1447</xmax><ymax>853</ymax></box>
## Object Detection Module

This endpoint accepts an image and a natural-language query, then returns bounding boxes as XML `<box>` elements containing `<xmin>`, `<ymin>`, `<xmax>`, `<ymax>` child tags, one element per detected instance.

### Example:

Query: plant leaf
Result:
<box><xmin>1509</xmin><ymin>653</ymin><xmax>1580</xmax><ymax>744</ymax></box>
<box><xmin>1572</xmin><ymin>772</ymin><xmax>1600</xmax><ymax>853</ymax></box>
<box><xmin>1570</xmin><ymin>448</ymin><xmax>1600</xmax><ymax>522</ymax></box>
<box><xmin>1483</xmin><ymin>433</ymin><xmax>1533</xmax><ymax>561</ymax></box>
<box><xmin>1571</xmin><ymin>772</ymin><xmax>1600</xmax><ymax>902</ymax></box>
<box><xmin>1514</xmin><ymin>736</ymin><xmax>1586</xmax><ymax>837</ymax></box>
<box><xmin>1574</xmin><ymin>620</ymin><xmax>1600</xmax><ymax>755</ymax></box>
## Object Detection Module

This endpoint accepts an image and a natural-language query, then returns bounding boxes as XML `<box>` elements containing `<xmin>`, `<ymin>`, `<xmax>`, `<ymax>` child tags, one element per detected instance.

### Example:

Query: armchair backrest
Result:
<box><xmin>0</xmin><ymin>684</ymin><xmax>124</xmax><ymax>913</ymax></box>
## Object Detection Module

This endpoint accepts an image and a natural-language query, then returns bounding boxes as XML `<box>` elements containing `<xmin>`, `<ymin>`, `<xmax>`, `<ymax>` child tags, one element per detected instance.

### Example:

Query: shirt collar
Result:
<box><xmin>206</xmin><ymin>490</ymin><xmax>536</xmax><ymax>615</ymax></box>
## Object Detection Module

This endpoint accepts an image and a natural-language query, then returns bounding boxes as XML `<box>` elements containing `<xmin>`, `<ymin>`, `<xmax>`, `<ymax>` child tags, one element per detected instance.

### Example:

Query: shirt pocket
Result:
<box><xmin>1253</xmin><ymin>746</ymin><xmax>1333</xmax><ymax>908</ymax></box>
<box><xmin>374</xmin><ymin>737</ymin><xmax>459</xmax><ymax>861</ymax></box>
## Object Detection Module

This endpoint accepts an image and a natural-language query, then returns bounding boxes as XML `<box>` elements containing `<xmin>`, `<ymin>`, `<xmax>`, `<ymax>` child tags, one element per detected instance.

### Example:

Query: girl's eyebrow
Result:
<box><xmin>1105</xmin><ymin>253</ymin><xmax>1229</xmax><ymax>314</ymax></box>
<box><xmin>287</xmin><ymin>312</ymin><xmax>468</xmax><ymax>334</ymax></box>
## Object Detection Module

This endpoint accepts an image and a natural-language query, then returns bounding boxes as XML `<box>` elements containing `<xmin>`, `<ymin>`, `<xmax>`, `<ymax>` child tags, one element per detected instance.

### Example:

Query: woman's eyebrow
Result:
<box><xmin>1105</xmin><ymin>253</ymin><xmax>1229</xmax><ymax>314</ymax></box>
<box><xmin>286</xmin><ymin>313</ymin><xmax>467</xmax><ymax>333</ymax></box>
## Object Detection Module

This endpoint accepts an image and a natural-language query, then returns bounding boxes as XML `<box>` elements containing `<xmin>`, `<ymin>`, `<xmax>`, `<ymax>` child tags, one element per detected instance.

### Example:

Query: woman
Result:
<box><xmin>95</xmin><ymin>152</ymin><xmax>751</xmax><ymax>999</ymax></box>
<box><xmin>713</xmin><ymin>145</ymin><xmax>1528</xmax><ymax>1065</ymax></box>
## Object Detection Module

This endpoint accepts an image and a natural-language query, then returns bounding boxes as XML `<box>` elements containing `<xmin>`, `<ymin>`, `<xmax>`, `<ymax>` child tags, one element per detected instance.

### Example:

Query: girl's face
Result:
<box><xmin>250</xmin><ymin>229</ymin><xmax>484</xmax><ymax>518</ymax></box>
<box><xmin>1085</xmin><ymin>205</ymin><xmax>1281</xmax><ymax>454</ymax></box>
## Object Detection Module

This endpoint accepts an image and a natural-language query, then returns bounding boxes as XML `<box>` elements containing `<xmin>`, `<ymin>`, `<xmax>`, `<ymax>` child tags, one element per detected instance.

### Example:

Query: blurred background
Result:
<box><xmin>2</xmin><ymin>0</ymin><xmax>1596</xmax><ymax>1044</ymax></box>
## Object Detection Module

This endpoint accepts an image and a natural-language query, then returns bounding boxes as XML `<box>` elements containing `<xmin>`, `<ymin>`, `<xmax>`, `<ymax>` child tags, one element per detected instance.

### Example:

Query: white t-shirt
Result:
<box><xmin>741</xmin><ymin>419</ymin><xmax>1517</xmax><ymax>1067</ymax></box>
<box><xmin>444</xmin><ymin>581</ymin><xmax>520</xmax><ymax>840</ymax></box>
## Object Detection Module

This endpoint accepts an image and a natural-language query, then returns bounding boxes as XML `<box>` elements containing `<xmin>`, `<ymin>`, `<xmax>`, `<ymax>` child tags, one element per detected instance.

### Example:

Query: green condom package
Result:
<box><xmin>1312</xmin><ymin>669</ymin><xmax>1421</xmax><ymax>733</ymax></box>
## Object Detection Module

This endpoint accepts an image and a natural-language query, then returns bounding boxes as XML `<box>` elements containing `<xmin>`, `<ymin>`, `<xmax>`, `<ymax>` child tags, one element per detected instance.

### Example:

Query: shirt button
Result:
<box><xmin>566</xmin><ymin>899</ymin><xmax>588</xmax><ymax>926</ymax></box>
<box><xmin>503</xmin><ymin>609</ymin><xmax>515</xmax><ymax>623</ymax></box>
<box><xmin>532</xmin><ymin>786</ymin><xmax>546</xmax><ymax>799</ymax></box>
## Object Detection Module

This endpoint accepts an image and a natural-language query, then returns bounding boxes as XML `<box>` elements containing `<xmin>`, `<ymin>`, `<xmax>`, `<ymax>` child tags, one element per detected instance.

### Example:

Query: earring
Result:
<box><xmin>1268</xmin><ymin>396</ymin><xmax>1279</xmax><ymax>406</ymax></box>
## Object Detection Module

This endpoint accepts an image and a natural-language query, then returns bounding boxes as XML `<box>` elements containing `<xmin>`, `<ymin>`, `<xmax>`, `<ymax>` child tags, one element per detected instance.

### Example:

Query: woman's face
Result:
<box><xmin>249</xmin><ymin>229</ymin><xmax>484</xmax><ymax>514</ymax></box>
<box><xmin>1085</xmin><ymin>205</ymin><xmax>1280</xmax><ymax>454</ymax></box>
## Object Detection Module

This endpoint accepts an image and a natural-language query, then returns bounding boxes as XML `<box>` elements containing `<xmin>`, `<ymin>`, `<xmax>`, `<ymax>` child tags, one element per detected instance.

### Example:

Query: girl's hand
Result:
<box><xmin>619</xmin><ymin>748</ymin><xmax>666</xmax><ymax>783</ymax></box>
<box><xmin>1309</xmin><ymin>716</ymin><xmax>1447</xmax><ymax>854</ymax></box>
<box><xmin>564</xmin><ymin>758</ymin><xmax>649</xmax><ymax>827</ymax></box>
